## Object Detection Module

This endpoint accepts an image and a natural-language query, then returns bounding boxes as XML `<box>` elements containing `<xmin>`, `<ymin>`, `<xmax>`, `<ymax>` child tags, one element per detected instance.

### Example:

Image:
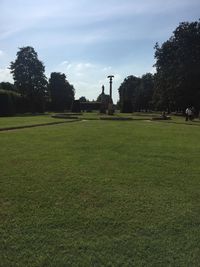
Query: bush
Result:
<box><xmin>0</xmin><ymin>90</ymin><xmax>30</xmax><ymax>116</ymax></box>
<box><xmin>121</xmin><ymin>100</ymin><xmax>133</xmax><ymax>113</ymax></box>
<box><xmin>71</xmin><ymin>100</ymin><xmax>81</xmax><ymax>112</ymax></box>
<box><xmin>0</xmin><ymin>90</ymin><xmax>17</xmax><ymax>115</ymax></box>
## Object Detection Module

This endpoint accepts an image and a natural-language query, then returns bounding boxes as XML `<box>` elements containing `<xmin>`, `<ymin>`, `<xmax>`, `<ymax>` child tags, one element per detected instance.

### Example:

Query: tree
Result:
<box><xmin>48</xmin><ymin>72</ymin><xmax>75</xmax><ymax>111</ymax></box>
<box><xmin>136</xmin><ymin>73</ymin><xmax>154</xmax><ymax>112</ymax></box>
<box><xmin>118</xmin><ymin>75</ymin><xmax>141</xmax><ymax>112</ymax></box>
<box><xmin>10</xmin><ymin>46</ymin><xmax>47</xmax><ymax>112</ymax></box>
<box><xmin>154</xmin><ymin>21</ymin><xmax>200</xmax><ymax>113</ymax></box>
<box><xmin>79</xmin><ymin>96</ymin><xmax>87</xmax><ymax>102</ymax></box>
<box><xmin>0</xmin><ymin>89</ymin><xmax>22</xmax><ymax>116</ymax></box>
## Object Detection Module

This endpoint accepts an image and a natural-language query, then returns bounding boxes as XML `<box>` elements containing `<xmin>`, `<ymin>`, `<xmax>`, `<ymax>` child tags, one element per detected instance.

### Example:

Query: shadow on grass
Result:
<box><xmin>0</xmin><ymin>119</ymin><xmax>80</xmax><ymax>132</ymax></box>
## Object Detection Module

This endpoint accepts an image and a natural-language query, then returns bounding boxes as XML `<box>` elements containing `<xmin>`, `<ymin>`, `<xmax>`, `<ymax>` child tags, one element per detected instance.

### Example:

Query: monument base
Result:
<box><xmin>108</xmin><ymin>103</ymin><xmax>115</xmax><ymax>115</ymax></box>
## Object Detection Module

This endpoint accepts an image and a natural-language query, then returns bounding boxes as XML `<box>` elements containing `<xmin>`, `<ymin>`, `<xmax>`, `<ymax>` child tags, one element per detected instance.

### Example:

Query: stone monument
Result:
<box><xmin>99</xmin><ymin>85</ymin><xmax>108</xmax><ymax>114</ymax></box>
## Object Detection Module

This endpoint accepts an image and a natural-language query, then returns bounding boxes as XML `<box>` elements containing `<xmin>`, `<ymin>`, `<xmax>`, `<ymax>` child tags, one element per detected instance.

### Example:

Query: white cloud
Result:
<box><xmin>0</xmin><ymin>59</ymin><xmax>151</xmax><ymax>103</ymax></box>
<box><xmin>60</xmin><ymin>61</ymin><xmax>69</xmax><ymax>66</ymax></box>
<box><xmin>102</xmin><ymin>66</ymin><xmax>112</xmax><ymax>72</ymax></box>
<box><xmin>0</xmin><ymin>0</ymin><xmax>61</xmax><ymax>40</ymax></box>
<box><xmin>0</xmin><ymin>68</ymin><xmax>13</xmax><ymax>83</ymax></box>
<box><xmin>51</xmin><ymin>61</ymin><xmax>122</xmax><ymax>102</ymax></box>
<box><xmin>75</xmin><ymin>63</ymin><xmax>94</xmax><ymax>72</ymax></box>
<box><xmin>150</xmin><ymin>67</ymin><xmax>156</xmax><ymax>74</ymax></box>
<box><xmin>2</xmin><ymin>0</ymin><xmax>198</xmax><ymax>43</ymax></box>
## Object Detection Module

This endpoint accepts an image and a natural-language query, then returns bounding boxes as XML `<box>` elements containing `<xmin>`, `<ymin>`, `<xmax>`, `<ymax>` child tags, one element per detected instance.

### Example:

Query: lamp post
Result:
<box><xmin>107</xmin><ymin>75</ymin><xmax>114</xmax><ymax>102</ymax></box>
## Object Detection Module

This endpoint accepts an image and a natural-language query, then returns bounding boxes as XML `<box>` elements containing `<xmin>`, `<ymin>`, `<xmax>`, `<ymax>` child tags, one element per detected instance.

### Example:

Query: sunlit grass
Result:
<box><xmin>0</xmin><ymin>118</ymin><xmax>200</xmax><ymax>266</ymax></box>
<box><xmin>0</xmin><ymin>115</ymin><xmax>69</xmax><ymax>129</ymax></box>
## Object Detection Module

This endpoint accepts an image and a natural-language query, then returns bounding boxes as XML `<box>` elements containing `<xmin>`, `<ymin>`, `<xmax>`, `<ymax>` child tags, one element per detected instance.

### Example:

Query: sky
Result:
<box><xmin>0</xmin><ymin>0</ymin><xmax>199</xmax><ymax>103</ymax></box>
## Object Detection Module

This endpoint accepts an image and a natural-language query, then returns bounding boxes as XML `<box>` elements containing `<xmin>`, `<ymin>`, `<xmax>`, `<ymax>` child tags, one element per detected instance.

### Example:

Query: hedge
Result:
<box><xmin>0</xmin><ymin>90</ymin><xmax>22</xmax><ymax>116</ymax></box>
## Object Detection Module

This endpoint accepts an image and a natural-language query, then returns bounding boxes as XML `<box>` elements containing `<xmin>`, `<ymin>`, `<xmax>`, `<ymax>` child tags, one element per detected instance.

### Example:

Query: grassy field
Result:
<box><xmin>0</xmin><ymin>115</ymin><xmax>70</xmax><ymax>129</ymax></box>
<box><xmin>0</xmin><ymin>115</ymin><xmax>200</xmax><ymax>266</ymax></box>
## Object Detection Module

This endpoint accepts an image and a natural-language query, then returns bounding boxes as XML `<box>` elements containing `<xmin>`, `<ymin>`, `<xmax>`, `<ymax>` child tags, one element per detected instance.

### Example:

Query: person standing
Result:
<box><xmin>185</xmin><ymin>107</ymin><xmax>189</xmax><ymax>121</ymax></box>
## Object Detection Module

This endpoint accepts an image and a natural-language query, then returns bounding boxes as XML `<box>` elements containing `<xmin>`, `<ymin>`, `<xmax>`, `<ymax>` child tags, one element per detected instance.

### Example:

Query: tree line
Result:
<box><xmin>0</xmin><ymin>47</ymin><xmax>75</xmax><ymax>115</ymax></box>
<box><xmin>118</xmin><ymin>20</ymin><xmax>200</xmax><ymax>114</ymax></box>
<box><xmin>0</xmin><ymin>20</ymin><xmax>200</xmax><ymax>115</ymax></box>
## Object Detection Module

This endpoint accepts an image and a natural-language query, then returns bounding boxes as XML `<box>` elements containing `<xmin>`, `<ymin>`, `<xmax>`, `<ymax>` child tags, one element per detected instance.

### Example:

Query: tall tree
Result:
<box><xmin>118</xmin><ymin>75</ymin><xmax>141</xmax><ymax>112</ymax></box>
<box><xmin>136</xmin><ymin>73</ymin><xmax>154</xmax><ymax>112</ymax></box>
<box><xmin>48</xmin><ymin>72</ymin><xmax>75</xmax><ymax>111</ymax></box>
<box><xmin>10</xmin><ymin>46</ymin><xmax>47</xmax><ymax>112</ymax></box>
<box><xmin>154</xmin><ymin>21</ymin><xmax>200</xmax><ymax>112</ymax></box>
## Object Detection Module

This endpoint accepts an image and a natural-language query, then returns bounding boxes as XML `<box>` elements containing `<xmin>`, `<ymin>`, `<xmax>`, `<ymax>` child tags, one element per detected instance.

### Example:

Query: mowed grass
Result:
<box><xmin>0</xmin><ymin>118</ymin><xmax>200</xmax><ymax>266</ymax></box>
<box><xmin>0</xmin><ymin>115</ymin><xmax>69</xmax><ymax>129</ymax></box>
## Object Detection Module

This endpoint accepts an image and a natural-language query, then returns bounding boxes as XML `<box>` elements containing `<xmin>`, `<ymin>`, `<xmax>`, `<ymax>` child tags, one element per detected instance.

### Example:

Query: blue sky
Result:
<box><xmin>0</xmin><ymin>0</ymin><xmax>199</xmax><ymax>103</ymax></box>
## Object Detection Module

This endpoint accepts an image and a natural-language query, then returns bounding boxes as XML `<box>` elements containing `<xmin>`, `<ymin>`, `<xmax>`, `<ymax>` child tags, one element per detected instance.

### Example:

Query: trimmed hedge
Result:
<box><xmin>0</xmin><ymin>90</ymin><xmax>35</xmax><ymax>115</ymax></box>
<box><xmin>0</xmin><ymin>90</ymin><xmax>20</xmax><ymax>115</ymax></box>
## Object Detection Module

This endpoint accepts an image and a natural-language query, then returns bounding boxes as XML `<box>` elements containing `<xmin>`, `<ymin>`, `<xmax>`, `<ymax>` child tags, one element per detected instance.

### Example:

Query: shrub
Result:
<box><xmin>0</xmin><ymin>90</ymin><xmax>22</xmax><ymax>116</ymax></box>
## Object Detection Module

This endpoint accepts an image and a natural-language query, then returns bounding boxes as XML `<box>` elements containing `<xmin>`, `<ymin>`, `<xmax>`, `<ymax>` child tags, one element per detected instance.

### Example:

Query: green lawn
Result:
<box><xmin>0</xmin><ymin>117</ymin><xmax>200</xmax><ymax>266</ymax></box>
<box><xmin>0</xmin><ymin>115</ymin><xmax>71</xmax><ymax>129</ymax></box>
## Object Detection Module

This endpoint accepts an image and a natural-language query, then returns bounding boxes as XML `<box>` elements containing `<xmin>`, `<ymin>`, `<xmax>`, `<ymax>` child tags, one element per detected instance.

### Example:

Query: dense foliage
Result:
<box><xmin>118</xmin><ymin>20</ymin><xmax>200</xmax><ymax>114</ymax></box>
<box><xmin>0</xmin><ymin>89</ymin><xmax>21</xmax><ymax>115</ymax></box>
<box><xmin>48</xmin><ymin>72</ymin><xmax>75</xmax><ymax>111</ymax></box>
<box><xmin>0</xmin><ymin>82</ymin><xmax>16</xmax><ymax>92</ymax></box>
<box><xmin>153</xmin><ymin>21</ymin><xmax>200</xmax><ymax>113</ymax></box>
<box><xmin>118</xmin><ymin>74</ymin><xmax>154</xmax><ymax>112</ymax></box>
<box><xmin>10</xmin><ymin>47</ymin><xmax>48</xmax><ymax>113</ymax></box>
<box><xmin>79</xmin><ymin>96</ymin><xmax>88</xmax><ymax>102</ymax></box>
